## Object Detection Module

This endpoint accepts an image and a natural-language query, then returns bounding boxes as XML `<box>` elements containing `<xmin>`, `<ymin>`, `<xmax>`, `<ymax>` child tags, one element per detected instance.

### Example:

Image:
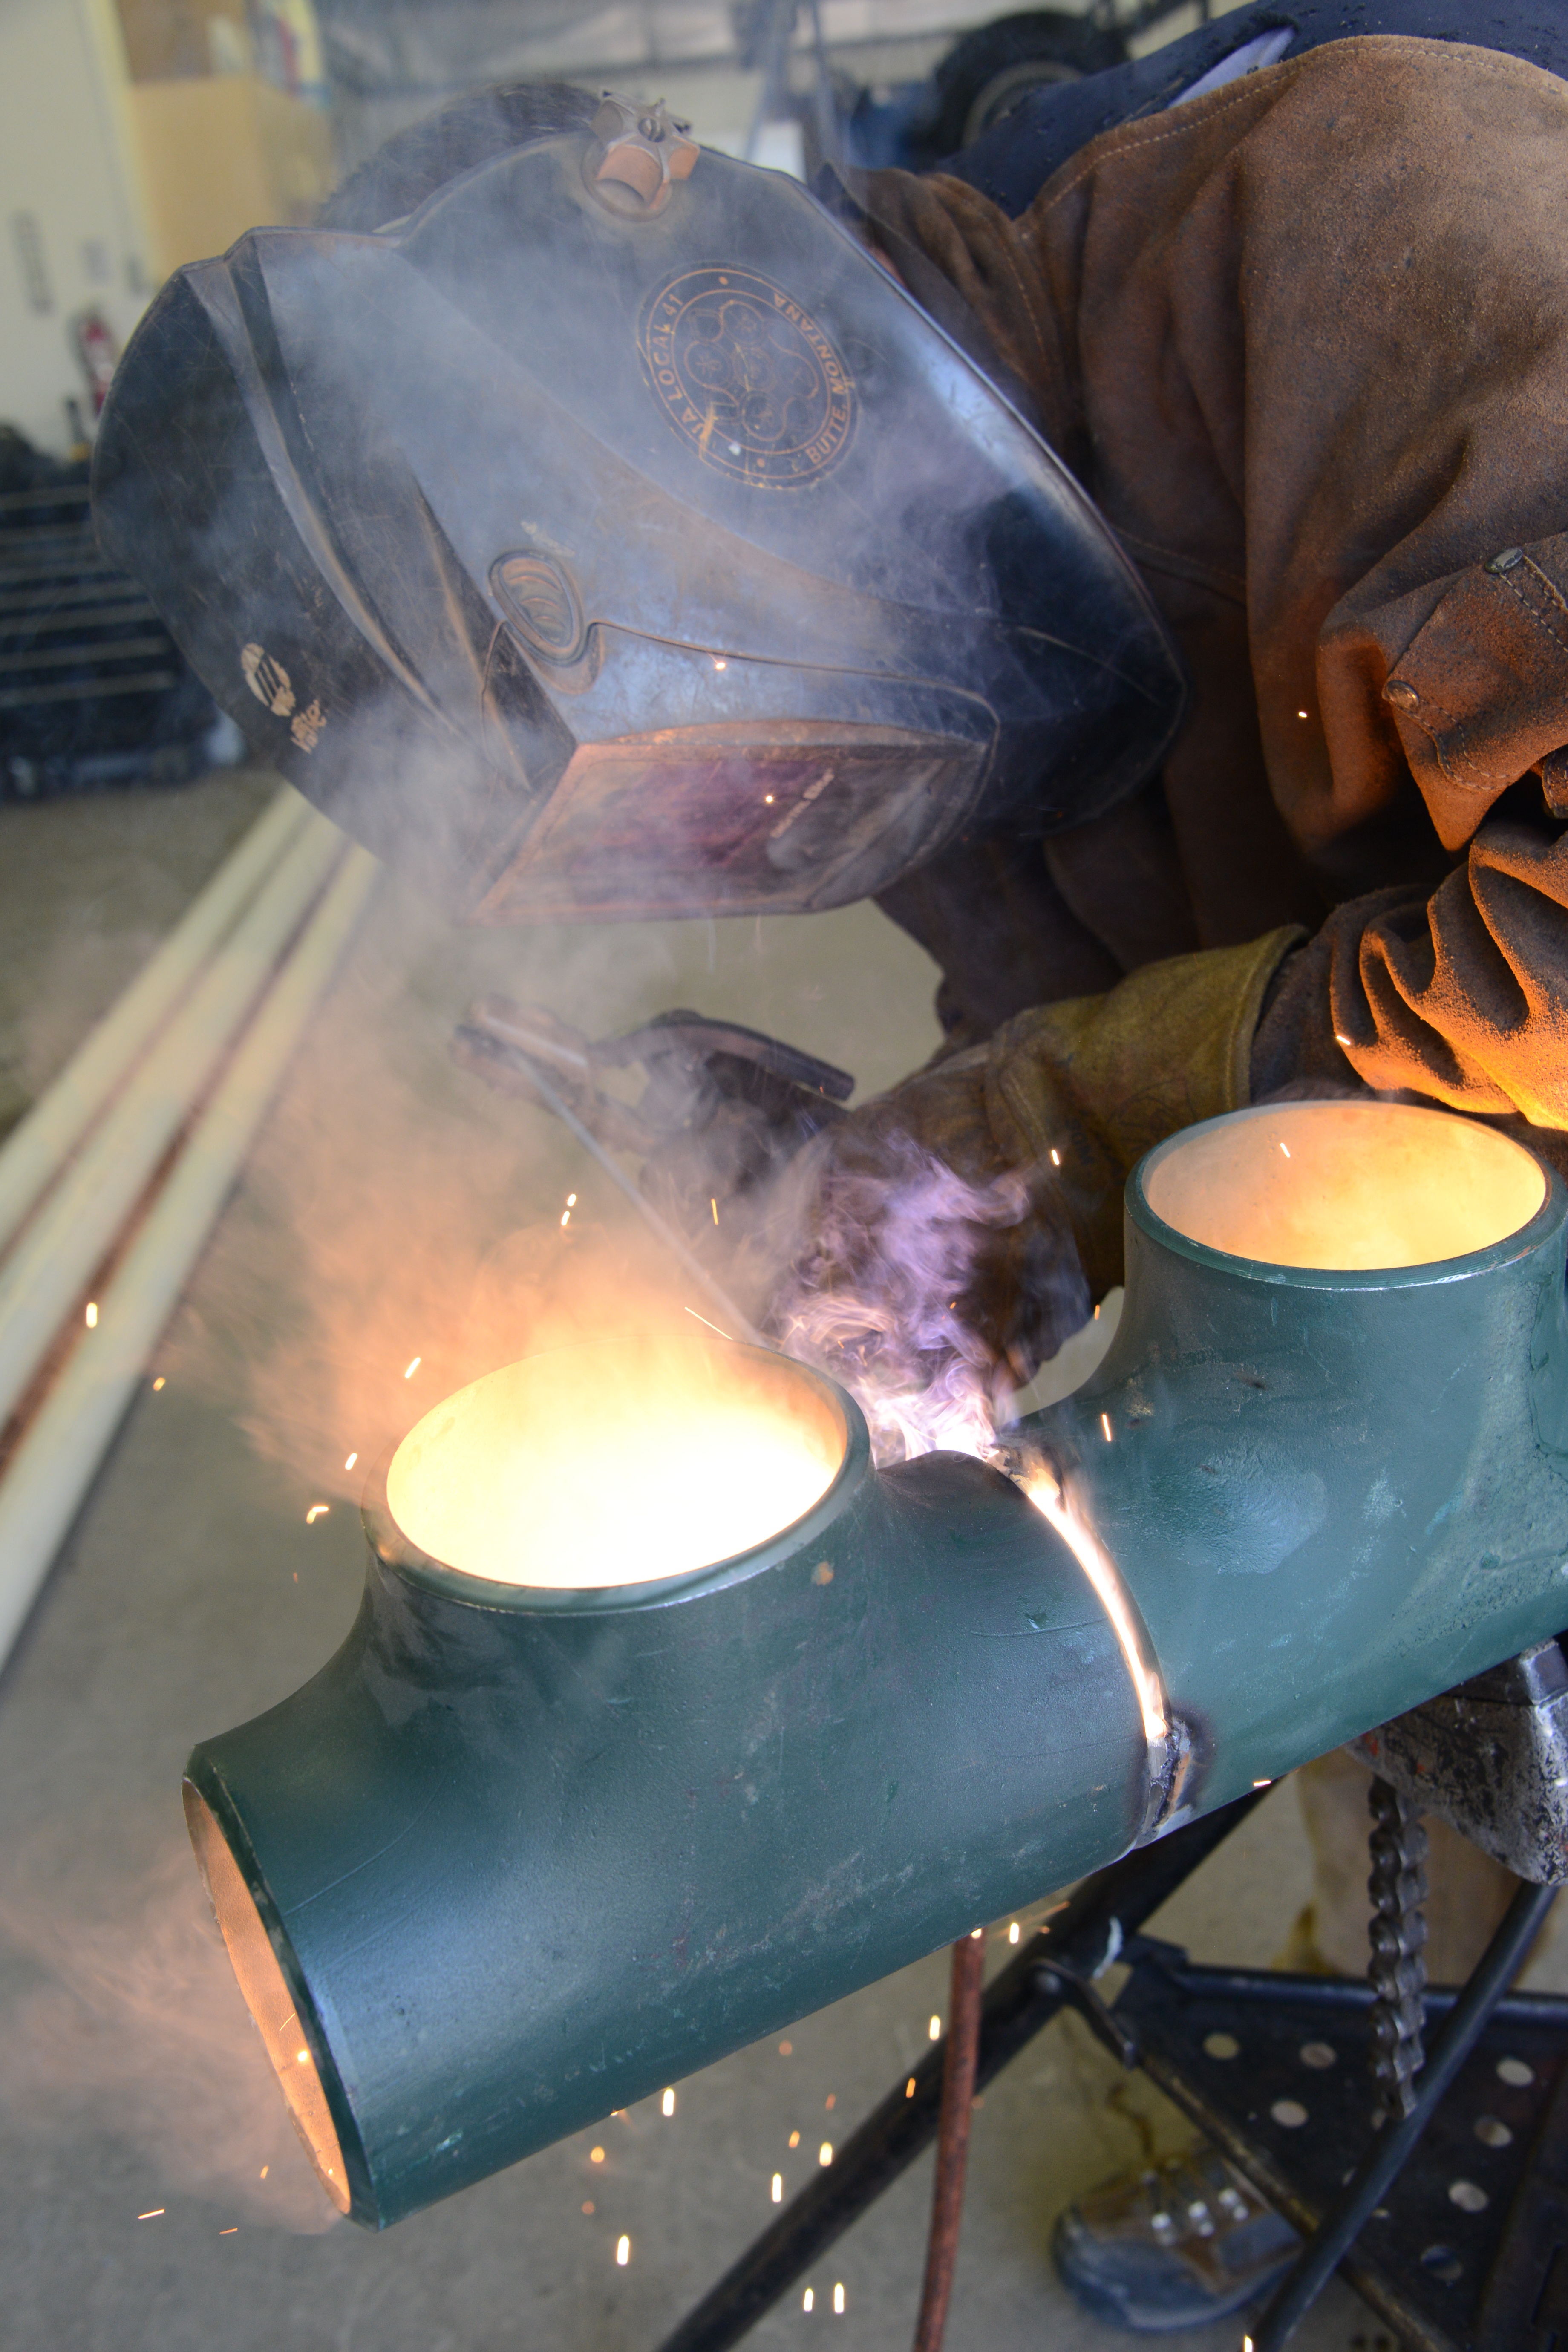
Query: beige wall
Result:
<box><xmin>130</xmin><ymin>75</ymin><xmax>334</xmax><ymax>274</ymax></box>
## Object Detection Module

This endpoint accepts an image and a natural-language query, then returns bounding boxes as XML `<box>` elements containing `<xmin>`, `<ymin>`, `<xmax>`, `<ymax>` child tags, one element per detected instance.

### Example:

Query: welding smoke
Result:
<box><xmin>770</xmin><ymin>1124</ymin><xmax>1090</xmax><ymax>1464</ymax></box>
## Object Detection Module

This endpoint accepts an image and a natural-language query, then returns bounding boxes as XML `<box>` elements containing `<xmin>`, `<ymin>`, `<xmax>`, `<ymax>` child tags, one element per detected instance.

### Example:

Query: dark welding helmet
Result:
<box><xmin>93</xmin><ymin>95</ymin><xmax>1184</xmax><ymax>922</ymax></box>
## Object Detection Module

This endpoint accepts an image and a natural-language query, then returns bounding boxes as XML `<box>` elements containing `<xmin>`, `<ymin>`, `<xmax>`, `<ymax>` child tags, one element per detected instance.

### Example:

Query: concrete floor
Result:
<box><xmin>0</xmin><ymin>767</ymin><xmax>1503</xmax><ymax>2351</ymax></box>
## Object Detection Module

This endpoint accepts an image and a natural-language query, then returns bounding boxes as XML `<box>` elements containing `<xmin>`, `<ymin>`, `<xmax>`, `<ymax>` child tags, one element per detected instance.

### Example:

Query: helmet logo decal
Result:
<box><xmin>639</xmin><ymin>268</ymin><xmax>855</xmax><ymax>488</ymax></box>
<box><xmin>242</xmin><ymin>642</ymin><xmax>295</xmax><ymax>716</ymax></box>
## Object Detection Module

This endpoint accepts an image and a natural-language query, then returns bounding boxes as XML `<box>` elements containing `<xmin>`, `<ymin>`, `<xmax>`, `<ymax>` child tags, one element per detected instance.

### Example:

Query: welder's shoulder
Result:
<box><xmin>1015</xmin><ymin>33</ymin><xmax>1568</xmax><ymax>236</ymax></box>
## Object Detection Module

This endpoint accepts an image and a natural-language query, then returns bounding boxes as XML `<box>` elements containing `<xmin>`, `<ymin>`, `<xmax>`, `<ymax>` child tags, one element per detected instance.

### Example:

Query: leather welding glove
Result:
<box><xmin>771</xmin><ymin>927</ymin><xmax>1300</xmax><ymax>1453</ymax></box>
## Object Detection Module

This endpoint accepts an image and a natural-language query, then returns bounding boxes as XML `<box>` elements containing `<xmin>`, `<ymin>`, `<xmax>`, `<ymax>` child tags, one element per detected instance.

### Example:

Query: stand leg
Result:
<box><xmin>1245</xmin><ymin>1878</ymin><xmax>1559</xmax><ymax>2352</ymax></box>
<box><xmin>654</xmin><ymin>1792</ymin><xmax>1268</xmax><ymax>2352</ymax></box>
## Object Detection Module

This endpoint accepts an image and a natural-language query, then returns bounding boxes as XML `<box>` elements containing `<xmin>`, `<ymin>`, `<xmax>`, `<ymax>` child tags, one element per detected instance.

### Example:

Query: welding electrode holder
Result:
<box><xmin>182</xmin><ymin>1109</ymin><xmax>1568</xmax><ymax>2231</ymax></box>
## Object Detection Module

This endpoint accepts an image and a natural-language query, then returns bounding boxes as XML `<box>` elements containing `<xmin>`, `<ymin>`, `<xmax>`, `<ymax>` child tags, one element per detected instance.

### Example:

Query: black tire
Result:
<box><xmin>927</xmin><ymin>11</ymin><xmax>1128</xmax><ymax>156</ymax></box>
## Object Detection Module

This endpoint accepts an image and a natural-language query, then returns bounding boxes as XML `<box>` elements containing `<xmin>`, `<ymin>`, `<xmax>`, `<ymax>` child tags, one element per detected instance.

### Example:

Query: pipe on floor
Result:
<box><xmin>0</xmin><ymin>785</ymin><xmax>310</xmax><ymax>1250</ymax></box>
<box><xmin>0</xmin><ymin>812</ymin><xmax>345</xmax><ymax>1434</ymax></box>
<box><xmin>0</xmin><ymin>844</ymin><xmax>379</xmax><ymax>1674</ymax></box>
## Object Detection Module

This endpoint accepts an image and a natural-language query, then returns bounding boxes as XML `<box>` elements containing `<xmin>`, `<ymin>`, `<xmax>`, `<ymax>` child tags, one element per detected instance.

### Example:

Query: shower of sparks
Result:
<box><xmin>344</xmin><ymin>1452</ymin><xmax>357</xmax><ymax>1471</ymax></box>
<box><xmin>1100</xmin><ymin>1412</ymin><xmax>1113</xmax><ymax>1442</ymax></box>
<box><xmin>772</xmin><ymin>2173</ymin><xmax>783</xmax><ymax>2202</ymax></box>
<box><xmin>928</xmin><ymin>2015</ymin><xmax>941</xmax><ymax>2041</ymax></box>
<box><xmin>789</xmin><ymin>2130</ymin><xmax>801</xmax><ymax>2148</ymax></box>
<box><xmin>803</xmin><ymin>2290</ymin><xmax>814</xmax><ymax>2313</ymax></box>
<box><xmin>819</xmin><ymin>2142</ymin><xmax>833</xmax><ymax>2167</ymax></box>
<box><xmin>683</xmin><ymin>1304</ymin><xmax>734</xmax><ymax>1341</ymax></box>
<box><xmin>834</xmin><ymin>2284</ymin><xmax>846</xmax><ymax>2315</ymax></box>
<box><xmin>85</xmin><ymin>1301</ymin><xmax>98</xmax><ymax>1327</ymax></box>
<box><xmin>1009</xmin><ymin>1922</ymin><xmax>1020</xmax><ymax>1943</ymax></box>
<box><xmin>403</xmin><ymin>1355</ymin><xmax>421</xmax><ymax>1379</ymax></box>
<box><xmin>152</xmin><ymin>1375</ymin><xmax>165</xmax><ymax>1389</ymax></box>
<box><xmin>305</xmin><ymin>1504</ymin><xmax>328</xmax><ymax>1523</ymax></box>
<box><xmin>616</xmin><ymin>2235</ymin><xmax>631</xmax><ymax>2267</ymax></box>
<box><xmin>661</xmin><ymin>2088</ymin><xmax>676</xmax><ymax>2116</ymax></box>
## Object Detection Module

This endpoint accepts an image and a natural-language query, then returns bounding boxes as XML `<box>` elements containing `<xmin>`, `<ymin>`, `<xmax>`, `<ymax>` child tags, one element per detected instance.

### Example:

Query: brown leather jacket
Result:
<box><xmin>865</xmin><ymin>35</ymin><xmax>1568</xmax><ymax>1132</ymax></box>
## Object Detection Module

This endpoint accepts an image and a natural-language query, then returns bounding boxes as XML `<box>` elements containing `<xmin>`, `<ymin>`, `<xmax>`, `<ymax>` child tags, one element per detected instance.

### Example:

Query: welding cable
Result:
<box><xmin>473</xmin><ymin>1033</ymin><xmax>770</xmax><ymax>1351</ymax></box>
<box><xmin>0</xmin><ymin>845</ymin><xmax>379</xmax><ymax>1673</ymax></box>
<box><xmin>911</xmin><ymin>1931</ymin><xmax>987</xmax><ymax>2352</ymax></box>
<box><xmin>0</xmin><ymin>785</ymin><xmax>311</xmax><ymax>1253</ymax></box>
<box><xmin>0</xmin><ymin>813</ymin><xmax>345</xmax><ymax>1435</ymax></box>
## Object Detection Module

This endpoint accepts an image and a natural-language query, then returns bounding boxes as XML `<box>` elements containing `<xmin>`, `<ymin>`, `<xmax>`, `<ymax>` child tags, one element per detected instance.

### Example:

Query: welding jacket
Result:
<box><xmin>858</xmin><ymin>34</ymin><xmax>1568</xmax><ymax>1157</ymax></box>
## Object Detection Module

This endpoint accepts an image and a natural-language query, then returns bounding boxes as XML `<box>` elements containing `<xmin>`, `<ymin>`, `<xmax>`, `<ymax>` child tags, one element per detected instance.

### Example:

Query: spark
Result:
<box><xmin>1334</xmin><ymin>1032</ymin><xmax>1352</xmax><ymax>1047</ymax></box>
<box><xmin>928</xmin><ymin>2015</ymin><xmax>941</xmax><ymax>2041</ymax></box>
<box><xmin>1279</xmin><ymin>1141</ymin><xmax>1291</xmax><ymax>1159</ymax></box>
<box><xmin>1100</xmin><ymin>1412</ymin><xmax>1113</xmax><ymax>1442</ymax></box>
<box><xmin>803</xmin><ymin>2290</ymin><xmax>814</xmax><ymax>2313</ymax></box>
<box><xmin>683</xmin><ymin>1304</ymin><xmax>733</xmax><ymax>1340</ymax></box>
<box><xmin>1049</xmin><ymin>1148</ymin><xmax>1061</xmax><ymax>1167</ymax></box>
<box><xmin>259</xmin><ymin>2168</ymin><xmax>268</xmax><ymax>2180</ymax></box>
<box><xmin>590</xmin><ymin>2146</ymin><xmax>605</xmax><ymax>2164</ymax></box>
<box><xmin>152</xmin><ymin>1375</ymin><xmax>165</xmax><ymax>1390</ymax></box>
<box><xmin>825</xmin><ymin>2093</ymin><xmax>835</xmax><ymax>2110</ymax></box>
<box><xmin>779</xmin><ymin>2041</ymin><xmax>793</xmax><ymax>2056</ymax></box>
<box><xmin>710</xmin><ymin>1196</ymin><xmax>719</xmax><ymax>1225</ymax></box>
<box><xmin>969</xmin><ymin>1926</ymin><xmax>983</xmax><ymax>1940</ymax></box>
<box><xmin>561</xmin><ymin>1210</ymin><xmax>571</xmax><ymax>1228</ymax></box>
<box><xmin>85</xmin><ymin>1301</ymin><xmax>98</xmax><ymax>1328</ymax></box>
<box><xmin>833</xmin><ymin>2284</ymin><xmax>846</xmax><ymax>2315</ymax></box>
<box><xmin>219</xmin><ymin>2226</ymin><xmax>238</xmax><ymax>2235</ymax></box>
<box><xmin>763</xmin><ymin>792</ymin><xmax>775</xmax><ymax>804</ymax></box>
<box><xmin>582</xmin><ymin>2200</ymin><xmax>595</xmax><ymax>2214</ymax></box>
<box><xmin>616</xmin><ymin>2234</ymin><xmax>631</xmax><ymax>2266</ymax></box>
<box><xmin>714</xmin><ymin>658</ymin><xmax>727</xmax><ymax>671</ymax></box>
<box><xmin>789</xmin><ymin>2130</ymin><xmax>800</xmax><ymax>2147</ymax></box>
<box><xmin>661</xmin><ymin>2087</ymin><xmax>676</xmax><ymax>2116</ymax></box>
<box><xmin>905</xmin><ymin>2078</ymin><xmax>916</xmax><ymax>2098</ymax></box>
<box><xmin>296</xmin><ymin>2049</ymin><xmax>308</xmax><ymax>2064</ymax></box>
<box><xmin>1254</xmin><ymin>1777</ymin><xmax>1273</xmax><ymax>1788</ymax></box>
<box><xmin>819</xmin><ymin>2142</ymin><xmax>833</xmax><ymax>2166</ymax></box>
<box><xmin>1093</xmin><ymin>1303</ymin><xmax>1100</xmax><ymax>1320</ymax></box>
<box><xmin>403</xmin><ymin>1355</ymin><xmax>421</xmax><ymax>1379</ymax></box>
<box><xmin>1297</xmin><ymin>709</ymin><xmax>1309</xmax><ymax>720</ymax></box>
<box><xmin>772</xmin><ymin>2173</ymin><xmax>783</xmax><ymax>2202</ymax></box>
<box><xmin>566</xmin><ymin>1193</ymin><xmax>577</xmax><ymax>1207</ymax></box>
<box><xmin>138</xmin><ymin>2209</ymin><xmax>164</xmax><ymax>2220</ymax></box>
<box><xmin>305</xmin><ymin>1504</ymin><xmax>328</xmax><ymax>1523</ymax></box>
<box><xmin>1009</xmin><ymin>1922</ymin><xmax>1020</xmax><ymax>1944</ymax></box>
<box><xmin>344</xmin><ymin>1452</ymin><xmax>357</xmax><ymax>1471</ymax></box>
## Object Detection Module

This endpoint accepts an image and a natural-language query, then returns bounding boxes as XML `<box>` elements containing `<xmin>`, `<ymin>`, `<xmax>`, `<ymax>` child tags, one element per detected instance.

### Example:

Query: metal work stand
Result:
<box><xmin>656</xmin><ymin>1794</ymin><xmax>1565</xmax><ymax>2352</ymax></box>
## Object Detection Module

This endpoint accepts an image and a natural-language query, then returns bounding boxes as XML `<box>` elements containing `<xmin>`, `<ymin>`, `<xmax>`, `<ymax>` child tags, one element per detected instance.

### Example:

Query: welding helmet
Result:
<box><xmin>92</xmin><ymin>93</ymin><xmax>1185</xmax><ymax>922</ymax></box>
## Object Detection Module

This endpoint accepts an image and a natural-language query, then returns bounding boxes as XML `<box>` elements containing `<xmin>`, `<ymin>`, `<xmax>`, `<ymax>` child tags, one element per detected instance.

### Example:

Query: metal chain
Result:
<box><xmin>1366</xmin><ymin>1774</ymin><xmax>1429</xmax><ymax>2119</ymax></box>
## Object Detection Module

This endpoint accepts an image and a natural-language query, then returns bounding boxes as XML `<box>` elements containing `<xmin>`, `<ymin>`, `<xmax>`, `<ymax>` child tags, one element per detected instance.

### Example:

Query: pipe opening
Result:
<box><xmin>384</xmin><ymin>1336</ymin><xmax>848</xmax><ymax>1588</ymax></box>
<box><xmin>1144</xmin><ymin>1103</ymin><xmax>1545</xmax><ymax>1271</ymax></box>
<box><xmin>182</xmin><ymin>1783</ymin><xmax>351</xmax><ymax>2214</ymax></box>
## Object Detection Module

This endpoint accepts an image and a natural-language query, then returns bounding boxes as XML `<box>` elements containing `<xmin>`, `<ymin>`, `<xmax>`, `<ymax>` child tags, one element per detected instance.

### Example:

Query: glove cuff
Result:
<box><xmin>985</xmin><ymin>928</ymin><xmax>1304</xmax><ymax>1296</ymax></box>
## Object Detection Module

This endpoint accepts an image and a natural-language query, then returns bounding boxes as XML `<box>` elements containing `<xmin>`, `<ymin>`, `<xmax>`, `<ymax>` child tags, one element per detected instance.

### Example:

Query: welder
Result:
<box><xmin>92</xmin><ymin>1</ymin><xmax>1568</xmax><ymax>2329</ymax></box>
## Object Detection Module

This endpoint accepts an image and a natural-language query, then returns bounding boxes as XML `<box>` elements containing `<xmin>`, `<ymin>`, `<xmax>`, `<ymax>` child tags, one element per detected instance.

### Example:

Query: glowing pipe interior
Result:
<box><xmin>1144</xmin><ymin>1102</ymin><xmax>1545</xmax><ymax>1269</ymax></box>
<box><xmin>385</xmin><ymin>1337</ymin><xmax>847</xmax><ymax>1588</ymax></box>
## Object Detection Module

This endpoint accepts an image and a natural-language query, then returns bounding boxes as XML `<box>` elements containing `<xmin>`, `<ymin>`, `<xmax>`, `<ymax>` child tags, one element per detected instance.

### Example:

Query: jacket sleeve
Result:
<box><xmin>861</xmin><ymin>43</ymin><xmax>1568</xmax><ymax>1134</ymax></box>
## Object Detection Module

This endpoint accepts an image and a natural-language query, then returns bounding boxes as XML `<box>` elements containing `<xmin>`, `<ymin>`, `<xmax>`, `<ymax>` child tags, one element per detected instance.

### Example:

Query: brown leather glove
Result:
<box><xmin>772</xmin><ymin>928</ymin><xmax>1300</xmax><ymax>1458</ymax></box>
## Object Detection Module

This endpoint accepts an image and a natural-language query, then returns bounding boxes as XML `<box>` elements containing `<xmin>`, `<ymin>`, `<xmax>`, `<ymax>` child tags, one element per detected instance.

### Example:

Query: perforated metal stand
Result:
<box><xmin>656</xmin><ymin>1785</ymin><xmax>1567</xmax><ymax>2352</ymax></box>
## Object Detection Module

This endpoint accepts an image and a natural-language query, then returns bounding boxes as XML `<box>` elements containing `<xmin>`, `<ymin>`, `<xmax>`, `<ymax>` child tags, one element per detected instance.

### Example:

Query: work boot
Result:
<box><xmin>1051</xmin><ymin>2142</ymin><xmax>1297</xmax><ymax>2332</ymax></box>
